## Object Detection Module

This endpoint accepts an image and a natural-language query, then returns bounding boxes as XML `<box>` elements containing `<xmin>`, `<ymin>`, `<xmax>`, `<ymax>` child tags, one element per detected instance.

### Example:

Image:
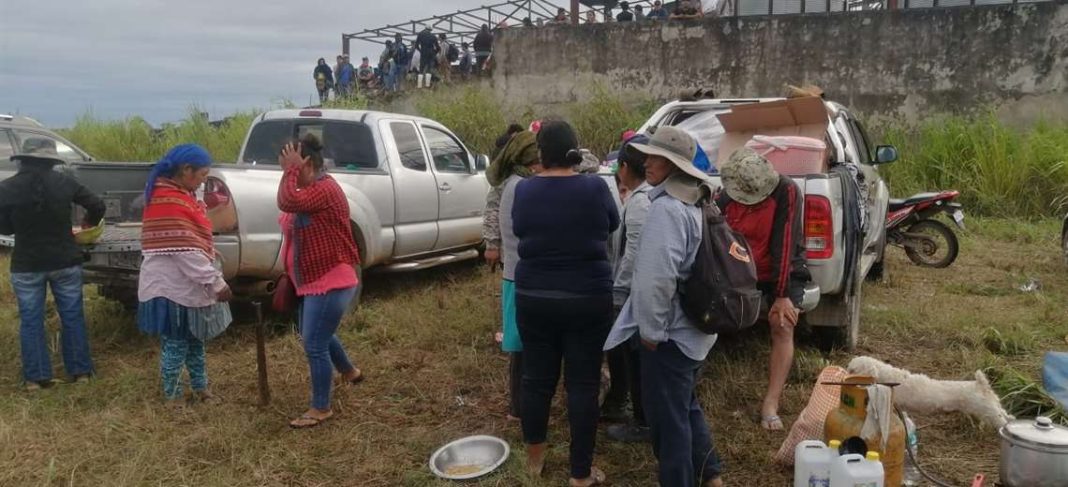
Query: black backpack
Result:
<box><xmin>680</xmin><ymin>197</ymin><xmax>763</xmax><ymax>335</ymax></box>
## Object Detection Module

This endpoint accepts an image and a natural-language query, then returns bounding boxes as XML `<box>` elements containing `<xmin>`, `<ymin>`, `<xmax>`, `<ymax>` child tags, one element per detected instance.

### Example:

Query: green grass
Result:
<box><xmin>61</xmin><ymin>108</ymin><xmax>258</xmax><ymax>163</ymax></box>
<box><xmin>881</xmin><ymin>113</ymin><xmax>1068</xmax><ymax>217</ymax></box>
<box><xmin>2</xmin><ymin>219</ymin><xmax>1067</xmax><ymax>486</ymax></box>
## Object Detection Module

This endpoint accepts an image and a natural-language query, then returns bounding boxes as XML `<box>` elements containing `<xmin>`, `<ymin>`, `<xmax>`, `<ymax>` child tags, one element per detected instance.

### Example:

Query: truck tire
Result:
<box><xmin>346</xmin><ymin>263</ymin><xmax>363</xmax><ymax>315</ymax></box>
<box><xmin>814</xmin><ymin>262</ymin><xmax>863</xmax><ymax>353</ymax></box>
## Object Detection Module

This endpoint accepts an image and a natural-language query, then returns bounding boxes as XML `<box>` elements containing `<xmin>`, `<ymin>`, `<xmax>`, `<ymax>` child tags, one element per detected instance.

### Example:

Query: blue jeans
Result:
<box><xmin>389</xmin><ymin>64</ymin><xmax>407</xmax><ymax>91</ymax></box>
<box><xmin>10</xmin><ymin>265</ymin><xmax>94</xmax><ymax>382</ymax></box>
<box><xmin>299</xmin><ymin>287</ymin><xmax>357</xmax><ymax>410</ymax></box>
<box><xmin>160</xmin><ymin>335</ymin><xmax>207</xmax><ymax>400</ymax></box>
<box><xmin>640</xmin><ymin>340</ymin><xmax>722</xmax><ymax>487</ymax></box>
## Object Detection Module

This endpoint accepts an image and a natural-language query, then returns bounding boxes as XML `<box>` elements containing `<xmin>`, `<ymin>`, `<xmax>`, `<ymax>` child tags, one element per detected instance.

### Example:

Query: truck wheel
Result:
<box><xmin>346</xmin><ymin>263</ymin><xmax>363</xmax><ymax>315</ymax></box>
<box><xmin>866</xmin><ymin>232</ymin><xmax>888</xmax><ymax>283</ymax></box>
<box><xmin>814</xmin><ymin>265</ymin><xmax>862</xmax><ymax>353</ymax></box>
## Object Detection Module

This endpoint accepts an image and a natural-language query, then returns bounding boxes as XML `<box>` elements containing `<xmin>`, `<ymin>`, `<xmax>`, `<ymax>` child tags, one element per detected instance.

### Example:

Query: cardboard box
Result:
<box><xmin>715</xmin><ymin>96</ymin><xmax>830</xmax><ymax>168</ymax></box>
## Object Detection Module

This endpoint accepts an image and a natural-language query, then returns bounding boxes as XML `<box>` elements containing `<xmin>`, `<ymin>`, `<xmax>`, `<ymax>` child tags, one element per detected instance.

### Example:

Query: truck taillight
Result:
<box><xmin>203</xmin><ymin>177</ymin><xmax>238</xmax><ymax>233</ymax></box>
<box><xmin>804</xmin><ymin>195</ymin><xmax>834</xmax><ymax>260</ymax></box>
<box><xmin>203</xmin><ymin>178</ymin><xmax>231</xmax><ymax>211</ymax></box>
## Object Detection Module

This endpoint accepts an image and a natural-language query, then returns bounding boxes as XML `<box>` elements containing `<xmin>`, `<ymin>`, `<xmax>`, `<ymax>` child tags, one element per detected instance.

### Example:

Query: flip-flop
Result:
<box><xmin>761</xmin><ymin>415</ymin><xmax>785</xmax><ymax>431</ymax></box>
<box><xmin>347</xmin><ymin>369</ymin><xmax>365</xmax><ymax>385</ymax></box>
<box><xmin>289</xmin><ymin>413</ymin><xmax>333</xmax><ymax>429</ymax></box>
<box><xmin>569</xmin><ymin>466</ymin><xmax>607</xmax><ymax>487</ymax></box>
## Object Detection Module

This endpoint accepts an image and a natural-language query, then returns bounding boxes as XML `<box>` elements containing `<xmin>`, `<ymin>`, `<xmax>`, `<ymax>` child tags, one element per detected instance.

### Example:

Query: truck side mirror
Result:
<box><xmin>874</xmin><ymin>145</ymin><xmax>898</xmax><ymax>165</ymax></box>
<box><xmin>475</xmin><ymin>154</ymin><xmax>489</xmax><ymax>172</ymax></box>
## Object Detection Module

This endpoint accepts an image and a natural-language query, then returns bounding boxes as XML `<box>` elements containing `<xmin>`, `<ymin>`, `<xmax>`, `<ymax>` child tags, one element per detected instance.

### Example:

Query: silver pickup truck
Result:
<box><xmin>2</xmin><ymin>109</ymin><xmax>491</xmax><ymax>307</ymax></box>
<box><xmin>639</xmin><ymin>97</ymin><xmax>896</xmax><ymax>351</ymax></box>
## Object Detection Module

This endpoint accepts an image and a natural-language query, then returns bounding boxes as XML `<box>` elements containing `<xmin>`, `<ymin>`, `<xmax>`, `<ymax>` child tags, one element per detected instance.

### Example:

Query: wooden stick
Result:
<box><xmin>253</xmin><ymin>301</ymin><xmax>271</xmax><ymax>406</ymax></box>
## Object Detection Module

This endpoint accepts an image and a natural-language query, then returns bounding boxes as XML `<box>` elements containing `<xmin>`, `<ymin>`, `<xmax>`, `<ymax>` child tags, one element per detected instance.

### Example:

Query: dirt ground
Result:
<box><xmin>0</xmin><ymin>217</ymin><xmax>1065</xmax><ymax>486</ymax></box>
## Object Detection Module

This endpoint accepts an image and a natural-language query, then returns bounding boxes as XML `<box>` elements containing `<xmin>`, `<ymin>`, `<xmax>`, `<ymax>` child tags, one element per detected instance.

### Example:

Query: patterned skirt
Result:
<box><xmin>138</xmin><ymin>297</ymin><xmax>233</xmax><ymax>342</ymax></box>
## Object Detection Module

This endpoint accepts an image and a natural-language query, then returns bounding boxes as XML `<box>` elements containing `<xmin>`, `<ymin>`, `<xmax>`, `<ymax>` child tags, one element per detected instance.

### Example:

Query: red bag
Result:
<box><xmin>272</xmin><ymin>273</ymin><xmax>298</xmax><ymax>313</ymax></box>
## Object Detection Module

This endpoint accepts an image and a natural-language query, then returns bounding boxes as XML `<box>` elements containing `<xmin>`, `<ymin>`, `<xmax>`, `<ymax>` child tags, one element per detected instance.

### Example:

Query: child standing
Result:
<box><xmin>137</xmin><ymin>144</ymin><xmax>233</xmax><ymax>405</ymax></box>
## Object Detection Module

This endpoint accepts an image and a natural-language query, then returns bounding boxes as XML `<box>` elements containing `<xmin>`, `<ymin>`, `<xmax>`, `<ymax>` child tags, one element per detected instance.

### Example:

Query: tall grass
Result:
<box><xmin>881</xmin><ymin>113</ymin><xmax>1068</xmax><ymax>217</ymax></box>
<box><xmin>61</xmin><ymin>108</ymin><xmax>257</xmax><ymax>162</ymax></box>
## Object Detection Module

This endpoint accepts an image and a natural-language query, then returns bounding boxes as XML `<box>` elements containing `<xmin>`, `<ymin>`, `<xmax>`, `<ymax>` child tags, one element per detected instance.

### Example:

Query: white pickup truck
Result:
<box><xmin>1</xmin><ymin>109</ymin><xmax>491</xmax><ymax>308</ymax></box>
<box><xmin>639</xmin><ymin>97</ymin><xmax>897</xmax><ymax>350</ymax></box>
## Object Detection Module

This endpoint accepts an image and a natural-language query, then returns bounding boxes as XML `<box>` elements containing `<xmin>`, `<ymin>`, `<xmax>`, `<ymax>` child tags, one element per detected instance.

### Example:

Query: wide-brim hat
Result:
<box><xmin>720</xmin><ymin>147</ymin><xmax>779</xmax><ymax>205</ymax></box>
<box><xmin>11</xmin><ymin>140</ymin><xmax>64</xmax><ymax>165</ymax></box>
<box><xmin>627</xmin><ymin>126</ymin><xmax>707</xmax><ymax>182</ymax></box>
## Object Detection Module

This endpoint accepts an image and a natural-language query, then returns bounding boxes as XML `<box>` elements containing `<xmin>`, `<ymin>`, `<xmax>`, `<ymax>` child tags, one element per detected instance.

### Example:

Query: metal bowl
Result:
<box><xmin>429</xmin><ymin>435</ymin><xmax>510</xmax><ymax>480</ymax></box>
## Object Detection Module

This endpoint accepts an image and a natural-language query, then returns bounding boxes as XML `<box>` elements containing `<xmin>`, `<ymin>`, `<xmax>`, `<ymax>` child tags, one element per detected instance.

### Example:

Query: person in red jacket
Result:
<box><xmin>277</xmin><ymin>134</ymin><xmax>364</xmax><ymax>429</ymax></box>
<box><xmin>716</xmin><ymin>148</ymin><xmax>811</xmax><ymax>432</ymax></box>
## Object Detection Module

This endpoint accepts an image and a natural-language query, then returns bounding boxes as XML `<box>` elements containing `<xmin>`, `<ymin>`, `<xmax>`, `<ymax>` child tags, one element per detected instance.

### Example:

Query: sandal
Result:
<box><xmin>345</xmin><ymin>369</ymin><xmax>365</xmax><ymax>385</ymax></box>
<box><xmin>569</xmin><ymin>466</ymin><xmax>607</xmax><ymax>487</ymax></box>
<box><xmin>289</xmin><ymin>412</ymin><xmax>333</xmax><ymax>429</ymax></box>
<box><xmin>761</xmin><ymin>415</ymin><xmax>784</xmax><ymax>431</ymax></box>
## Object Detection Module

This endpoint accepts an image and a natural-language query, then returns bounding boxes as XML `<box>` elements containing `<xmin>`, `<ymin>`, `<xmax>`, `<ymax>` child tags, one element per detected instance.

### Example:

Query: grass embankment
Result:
<box><xmin>1</xmin><ymin>219</ymin><xmax>1066</xmax><ymax>486</ymax></box>
<box><xmin>62</xmin><ymin>87</ymin><xmax>1068</xmax><ymax>218</ymax></box>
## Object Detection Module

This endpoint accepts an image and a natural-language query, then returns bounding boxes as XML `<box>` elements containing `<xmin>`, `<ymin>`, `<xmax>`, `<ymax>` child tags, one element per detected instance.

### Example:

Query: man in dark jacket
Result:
<box><xmin>716</xmin><ymin>148</ymin><xmax>811</xmax><ymax>432</ymax></box>
<box><xmin>415</xmin><ymin>25</ymin><xmax>439</xmax><ymax>88</ymax></box>
<box><xmin>472</xmin><ymin>24</ymin><xmax>493</xmax><ymax>76</ymax></box>
<box><xmin>0</xmin><ymin>139</ymin><xmax>106</xmax><ymax>390</ymax></box>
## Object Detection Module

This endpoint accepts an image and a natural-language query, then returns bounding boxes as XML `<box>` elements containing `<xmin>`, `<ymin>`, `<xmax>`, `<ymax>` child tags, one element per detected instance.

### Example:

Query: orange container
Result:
<box><xmin>824</xmin><ymin>375</ymin><xmax>906</xmax><ymax>487</ymax></box>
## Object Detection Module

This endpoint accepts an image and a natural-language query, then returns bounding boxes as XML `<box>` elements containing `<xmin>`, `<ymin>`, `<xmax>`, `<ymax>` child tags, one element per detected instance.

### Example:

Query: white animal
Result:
<box><xmin>847</xmin><ymin>356</ymin><xmax>1013</xmax><ymax>428</ymax></box>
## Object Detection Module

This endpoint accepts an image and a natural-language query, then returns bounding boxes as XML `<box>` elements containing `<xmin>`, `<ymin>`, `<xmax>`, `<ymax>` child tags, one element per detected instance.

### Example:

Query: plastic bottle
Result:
<box><xmin>830</xmin><ymin>453</ymin><xmax>884</xmax><ymax>487</ymax></box>
<box><xmin>901</xmin><ymin>412</ymin><xmax>922</xmax><ymax>486</ymax></box>
<box><xmin>794</xmin><ymin>441</ymin><xmax>832</xmax><ymax>487</ymax></box>
<box><xmin>828</xmin><ymin>439</ymin><xmax>842</xmax><ymax>458</ymax></box>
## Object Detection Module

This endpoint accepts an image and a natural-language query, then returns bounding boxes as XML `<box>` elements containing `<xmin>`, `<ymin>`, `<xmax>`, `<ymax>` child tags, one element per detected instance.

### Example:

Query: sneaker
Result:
<box><xmin>190</xmin><ymin>390</ymin><xmax>222</xmax><ymax>405</ymax></box>
<box><xmin>24</xmin><ymin>379</ymin><xmax>57</xmax><ymax>391</ymax></box>
<box><xmin>69</xmin><ymin>375</ymin><xmax>92</xmax><ymax>384</ymax></box>
<box><xmin>606</xmin><ymin>423</ymin><xmax>651</xmax><ymax>443</ymax></box>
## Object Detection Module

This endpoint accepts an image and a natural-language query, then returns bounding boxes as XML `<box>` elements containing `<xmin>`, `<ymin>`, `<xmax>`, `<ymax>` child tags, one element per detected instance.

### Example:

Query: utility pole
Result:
<box><xmin>571</xmin><ymin>0</ymin><xmax>580</xmax><ymax>24</ymax></box>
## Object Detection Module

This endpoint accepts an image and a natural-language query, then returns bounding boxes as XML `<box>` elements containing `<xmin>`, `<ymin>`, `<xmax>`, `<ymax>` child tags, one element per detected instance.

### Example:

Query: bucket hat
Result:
<box><xmin>626</xmin><ymin>126</ymin><xmax>706</xmax><ymax>181</ymax></box>
<box><xmin>720</xmin><ymin>147</ymin><xmax>780</xmax><ymax>205</ymax></box>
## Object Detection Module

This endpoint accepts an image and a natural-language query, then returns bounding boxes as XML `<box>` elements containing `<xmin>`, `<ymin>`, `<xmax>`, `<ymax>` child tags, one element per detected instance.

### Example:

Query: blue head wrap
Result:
<box><xmin>144</xmin><ymin>144</ymin><xmax>213</xmax><ymax>202</ymax></box>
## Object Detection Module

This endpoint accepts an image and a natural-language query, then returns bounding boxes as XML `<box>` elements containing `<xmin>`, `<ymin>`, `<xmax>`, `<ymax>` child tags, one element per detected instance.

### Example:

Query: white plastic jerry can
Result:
<box><xmin>830</xmin><ymin>452</ymin><xmax>884</xmax><ymax>487</ymax></box>
<box><xmin>794</xmin><ymin>440</ymin><xmax>833</xmax><ymax>487</ymax></box>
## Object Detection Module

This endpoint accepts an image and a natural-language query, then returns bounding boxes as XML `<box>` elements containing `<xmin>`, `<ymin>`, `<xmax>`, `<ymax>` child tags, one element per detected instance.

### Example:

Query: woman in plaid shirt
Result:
<box><xmin>277</xmin><ymin>135</ymin><xmax>364</xmax><ymax>429</ymax></box>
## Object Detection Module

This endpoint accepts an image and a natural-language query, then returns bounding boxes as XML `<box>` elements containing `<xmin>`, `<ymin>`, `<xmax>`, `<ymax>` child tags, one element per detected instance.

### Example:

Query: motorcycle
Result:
<box><xmin>885</xmin><ymin>190</ymin><xmax>965</xmax><ymax>268</ymax></box>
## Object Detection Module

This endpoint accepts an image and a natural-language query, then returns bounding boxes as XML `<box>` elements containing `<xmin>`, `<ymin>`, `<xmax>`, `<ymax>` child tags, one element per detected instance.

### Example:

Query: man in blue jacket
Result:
<box><xmin>603</xmin><ymin>127</ymin><xmax>723</xmax><ymax>487</ymax></box>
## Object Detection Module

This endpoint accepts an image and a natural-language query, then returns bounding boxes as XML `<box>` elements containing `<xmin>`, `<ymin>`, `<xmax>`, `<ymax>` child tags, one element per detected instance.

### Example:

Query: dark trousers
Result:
<box><xmin>605</xmin><ymin>341</ymin><xmax>646</xmax><ymax>425</ymax></box>
<box><xmin>517</xmin><ymin>293</ymin><xmax>612</xmax><ymax>480</ymax></box>
<box><xmin>641</xmin><ymin>341</ymin><xmax>722</xmax><ymax>487</ymax></box>
<box><xmin>508</xmin><ymin>352</ymin><xmax>523</xmax><ymax>418</ymax></box>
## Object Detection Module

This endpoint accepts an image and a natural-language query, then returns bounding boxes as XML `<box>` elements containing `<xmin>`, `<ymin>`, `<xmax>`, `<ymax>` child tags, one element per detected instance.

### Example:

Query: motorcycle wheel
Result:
<box><xmin>904</xmin><ymin>219</ymin><xmax>959</xmax><ymax>268</ymax></box>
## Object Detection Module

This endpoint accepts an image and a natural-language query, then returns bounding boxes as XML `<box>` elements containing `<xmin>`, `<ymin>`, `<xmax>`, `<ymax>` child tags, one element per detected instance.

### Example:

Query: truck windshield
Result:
<box><xmin>243</xmin><ymin>120</ymin><xmax>378</xmax><ymax>169</ymax></box>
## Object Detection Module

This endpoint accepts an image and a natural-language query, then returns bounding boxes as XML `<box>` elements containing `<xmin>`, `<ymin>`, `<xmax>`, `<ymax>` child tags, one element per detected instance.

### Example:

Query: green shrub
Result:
<box><xmin>881</xmin><ymin>113</ymin><xmax>1068</xmax><ymax>217</ymax></box>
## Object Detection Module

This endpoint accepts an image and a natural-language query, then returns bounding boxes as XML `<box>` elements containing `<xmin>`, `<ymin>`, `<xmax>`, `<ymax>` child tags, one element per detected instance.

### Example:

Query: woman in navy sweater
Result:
<box><xmin>512</xmin><ymin>121</ymin><xmax>620</xmax><ymax>487</ymax></box>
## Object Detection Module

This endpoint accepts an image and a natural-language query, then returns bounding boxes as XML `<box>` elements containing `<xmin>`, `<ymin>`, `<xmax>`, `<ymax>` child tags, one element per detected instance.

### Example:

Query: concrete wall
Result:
<box><xmin>491</xmin><ymin>2</ymin><xmax>1068</xmax><ymax>124</ymax></box>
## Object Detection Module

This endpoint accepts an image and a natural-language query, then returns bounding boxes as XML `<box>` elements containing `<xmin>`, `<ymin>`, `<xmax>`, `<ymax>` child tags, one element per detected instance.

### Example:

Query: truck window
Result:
<box><xmin>0</xmin><ymin>130</ymin><xmax>13</xmax><ymax>160</ymax></box>
<box><xmin>390</xmin><ymin>122</ymin><xmax>428</xmax><ymax>171</ymax></box>
<box><xmin>242</xmin><ymin>121</ymin><xmax>291</xmax><ymax>165</ymax></box>
<box><xmin>14</xmin><ymin>131</ymin><xmax>86</xmax><ymax>163</ymax></box>
<box><xmin>244</xmin><ymin>120</ymin><xmax>378</xmax><ymax>169</ymax></box>
<box><xmin>422</xmin><ymin>126</ymin><xmax>470</xmax><ymax>173</ymax></box>
<box><xmin>847</xmin><ymin>119</ymin><xmax>874</xmax><ymax>164</ymax></box>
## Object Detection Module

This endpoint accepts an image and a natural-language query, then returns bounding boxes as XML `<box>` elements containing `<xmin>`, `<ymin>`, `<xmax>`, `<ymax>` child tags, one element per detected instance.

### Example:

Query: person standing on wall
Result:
<box><xmin>513</xmin><ymin>121</ymin><xmax>619</xmax><ymax>487</ymax></box>
<box><xmin>647</xmin><ymin>0</ymin><xmax>670</xmax><ymax>19</ymax></box>
<box><xmin>391</xmin><ymin>33</ymin><xmax>410</xmax><ymax>92</ymax></box>
<box><xmin>313</xmin><ymin>58</ymin><xmax>333</xmax><ymax>104</ymax></box>
<box><xmin>602</xmin><ymin>135</ymin><xmax>654</xmax><ymax>444</ymax></box>
<box><xmin>473</xmin><ymin>24</ymin><xmax>494</xmax><ymax>76</ymax></box>
<box><xmin>716</xmin><ymin>148</ymin><xmax>810</xmax><ymax>432</ymax></box>
<box><xmin>415</xmin><ymin>25</ymin><xmax>439</xmax><ymax>89</ymax></box>
<box><xmin>603</xmin><ymin>127</ymin><xmax>723</xmax><ymax>487</ymax></box>
<box><xmin>0</xmin><ymin>139</ymin><xmax>105</xmax><ymax>391</ymax></box>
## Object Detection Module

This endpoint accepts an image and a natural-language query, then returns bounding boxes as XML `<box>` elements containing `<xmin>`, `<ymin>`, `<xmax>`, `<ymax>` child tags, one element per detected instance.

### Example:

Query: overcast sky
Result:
<box><xmin>0</xmin><ymin>0</ymin><xmax>496</xmax><ymax>127</ymax></box>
